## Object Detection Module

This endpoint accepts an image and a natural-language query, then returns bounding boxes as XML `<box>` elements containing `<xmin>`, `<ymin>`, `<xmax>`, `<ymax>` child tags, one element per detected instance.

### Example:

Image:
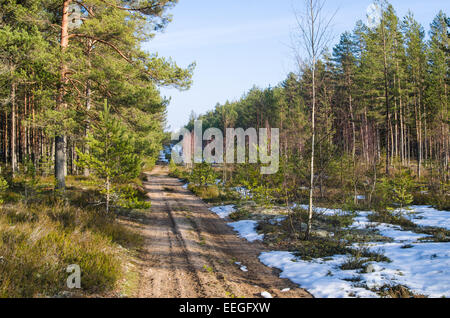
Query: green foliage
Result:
<box><xmin>168</xmin><ymin>159</ymin><xmax>184</xmax><ymax>179</ymax></box>
<box><xmin>0</xmin><ymin>0</ymin><xmax>194</xmax><ymax>187</ymax></box>
<box><xmin>0</xmin><ymin>177</ymin><xmax>8</xmax><ymax>205</ymax></box>
<box><xmin>379</xmin><ymin>171</ymin><xmax>415</xmax><ymax>210</ymax></box>
<box><xmin>328</xmin><ymin>212</ymin><xmax>357</xmax><ymax>230</ymax></box>
<box><xmin>39</xmin><ymin>153</ymin><xmax>54</xmax><ymax>177</ymax></box>
<box><xmin>77</xmin><ymin>101</ymin><xmax>142</xmax><ymax>212</ymax></box>
<box><xmin>190</xmin><ymin>163</ymin><xmax>217</xmax><ymax>187</ymax></box>
<box><xmin>181</xmin><ymin>4</ymin><xmax>449</xmax><ymax>212</ymax></box>
<box><xmin>0</xmin><ymin>171</ymin><xmax>145</xmax><ymax>297</ymax></box>
<box><xmin>234</xmin><ymin>164</ymin><xmax>276</xmax><ymax>206</ymax></box>
<box><xmin>16</xmin><ymin>156</ymin><xmax>39</xmax><ymax>203</ymax></box>
<box><xmin>117</xmin><ymin>185</ymin><xmax>151</xmax><ymax>210</ymax></box>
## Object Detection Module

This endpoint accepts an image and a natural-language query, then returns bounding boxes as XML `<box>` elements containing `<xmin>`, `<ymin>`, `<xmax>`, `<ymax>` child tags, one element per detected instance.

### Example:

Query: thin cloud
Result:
<box><xmin>151</xmin><ymin>17</ymin><xmax>296</xmax><ymax>49</ymax></box>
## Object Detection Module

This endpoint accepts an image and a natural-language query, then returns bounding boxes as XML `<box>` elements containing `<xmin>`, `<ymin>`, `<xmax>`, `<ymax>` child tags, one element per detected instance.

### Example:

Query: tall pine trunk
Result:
<box><xmin>382</xmin><ymin>26</ymin><xmax>390</xmax><ymax>176</ymax></box>
<box><xmin>11</xmin><ymin>81</ymin><xmax>17</xmax><ymax>175</ymax></box>
<box><xmin>55</xmin><ymin>0</ymin><xmax>71</xmax><ymax>190</ymax></box>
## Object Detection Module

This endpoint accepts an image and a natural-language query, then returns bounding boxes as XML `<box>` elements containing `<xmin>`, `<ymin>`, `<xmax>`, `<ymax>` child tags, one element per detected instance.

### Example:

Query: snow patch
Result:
<box><xmin>349</xmin><ymin>212</ymin><xmax>431</xmax><ymax>242</ymax></box>
<box><xmin>360</xmin><ymin>242</ymin><xmax>450</xmax><ymax>298</ymax></box>
<box><xmin>260</xmin><ymin>206</ymin><xmax>450</xmax><ymax>298</ymax></box>
<box><xmin>269</xmin><ymin>216</ymin><xmax>287</xmax><ymax>225</ymax></box>
<box><xmin>234</xmin><ymin>187</ymin><xmax>253</xmax><ymax>199</ymax></box>
<box><xmin>228</xmin><ymin>220</ymin><xmax>263</xmax><ymax>242</ymax></box>
<box><xmin>209</xmin><ymin>205</ymin><xmax>236</xmax><ymax>219</ymax></box>
<box><xmin>403</xmin><ymin>206</ymin><xmax>450</xmax><ymax>230</ymax></box>
<box><xmin>259</xmin><ymin>252</ymin><xmax>378</xmax><ymax>298</ymax></box>
<box><xmin>261</xmin><ymin>291</ymin><xmax>273</xmax><ymax>298</ymax></box>
<box><xmin>158</xmin><ymin>150</ymin><xmax>169</xmax><ymax>163</ymax></box>
<box><xmin>292</xmin><ymin>204</ymin><xmax>347</xmax><ymax>216</ymax></box>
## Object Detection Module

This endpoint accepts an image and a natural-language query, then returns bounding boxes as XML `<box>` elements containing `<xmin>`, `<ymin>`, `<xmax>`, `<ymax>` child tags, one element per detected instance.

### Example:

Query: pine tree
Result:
<box><xmin>427</xmin><ymin>11</ymin><xmax>449</xmax><ymax>182</ymax></box>
<box><xmin>47</xmin><ymin>0</ymin><xmax>194</xmax><ymax>190</ymax></box>
<box><xmin>333</xmin><ymin>32</ymin><xmax>358</xmax><ymax>160</ymax></box>
<box><xmin>402</xmin><ymin>12</ymin><xmax>427</xmax><ymax>178</ymax></box>
<box><xmin>77</xmin><ymin>100</ymin><xmax>141</xmax><ymax>213</ymax></box>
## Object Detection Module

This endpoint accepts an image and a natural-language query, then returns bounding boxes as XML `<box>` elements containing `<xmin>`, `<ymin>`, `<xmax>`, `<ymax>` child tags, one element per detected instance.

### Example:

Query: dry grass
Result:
<box><xmin>375</xmin><ymin>285</ymin><xmax>427</xmax><ymax>298</ymax></box>
<box><xmin>0</xmin><ymin>176</ymin><xmax>145</xmax><ymax>298</ymax></box>
<box><xmin>188</xmin><ymin>184</ymin><xmax>221</xmax><ymax>202</ymax></box>
<box><xmin>0</xmin><ymin>204</ymin><xmax>122</xmax><ymax>297</ymax></box>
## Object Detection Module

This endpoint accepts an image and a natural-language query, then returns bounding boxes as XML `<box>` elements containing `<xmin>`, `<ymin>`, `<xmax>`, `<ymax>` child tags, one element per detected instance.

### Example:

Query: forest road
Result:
<box><xmin>136</xmin><ymin>165</ymin><xmax>312</xmax><ymax>298</ymax></box>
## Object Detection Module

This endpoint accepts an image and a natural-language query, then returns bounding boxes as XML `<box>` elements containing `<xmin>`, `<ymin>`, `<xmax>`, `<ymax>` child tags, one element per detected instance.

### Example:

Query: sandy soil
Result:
<box><xmin>136</xmin><ymin>166</ymin><xmax>312</xmax><ymax>298</ymax></box>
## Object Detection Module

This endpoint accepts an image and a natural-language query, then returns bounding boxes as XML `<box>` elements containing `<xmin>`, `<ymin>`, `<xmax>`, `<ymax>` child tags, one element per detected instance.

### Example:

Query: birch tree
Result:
<box><xmin>293</xmin><ymin>0</ymin><xmax>335</xmax><ymax>239</ymax></box>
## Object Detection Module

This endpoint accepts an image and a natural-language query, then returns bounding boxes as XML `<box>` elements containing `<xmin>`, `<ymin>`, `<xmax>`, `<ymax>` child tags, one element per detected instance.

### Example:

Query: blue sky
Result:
<box><xmin>143</xmin><ymin>0</ymin><xmax>448</xmax><ymax>131</ymax></box>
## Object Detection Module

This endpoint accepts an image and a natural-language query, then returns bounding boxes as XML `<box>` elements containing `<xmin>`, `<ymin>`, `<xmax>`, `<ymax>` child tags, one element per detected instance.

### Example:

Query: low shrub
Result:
<box><xmin>0</xmin><ymin>200</ymin><xmax>141</xmax><ymax>297</ymax></box>
<box><xmin>340</xmin><ymin>257</ymin><xmax>367</xmax><ymax>270</ymax></box>
<box><xmin>368</xmin><ymin>210</ymin><xmax>417</xmax><ymax>229</ymax></box>
<box><xmin>116</xmin><ymin>185</ymin><xmax>151</xmax><ymax>210</ymax></box>
<box><xmin>229</xmin><ymin>209</ymin><xmax>251</xmax><ymax>221</ymax></box>
<box><xmin>168</xmin><ymin>159</ymin><xmax>191</xmax><ymax>180</ymax></box>
<box><xmin>375</xmin><ymin>284</ymin><xmax>427</xmax><ymax>298</ymax></box>
<box><xmin>340</xmin><ymin>247</ymin><xmax>390</xmax><ymax>270</ymax></box>
<box><xmin>188</xmin><ymin>184</ymin><xmax>220</xmax><ymax>202</ymax></box>
<box><xmin>293</xmin><ymin>238</ymin><xmax>350</xmax><ymax>260</ymax></box>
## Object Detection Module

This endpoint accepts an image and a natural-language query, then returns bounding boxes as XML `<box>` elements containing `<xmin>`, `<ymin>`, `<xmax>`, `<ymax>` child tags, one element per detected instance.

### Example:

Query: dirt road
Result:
<box><xmin>136</xmin><ymin>166</ymin><xmax>311</xmax><ymax>298</ymax></box>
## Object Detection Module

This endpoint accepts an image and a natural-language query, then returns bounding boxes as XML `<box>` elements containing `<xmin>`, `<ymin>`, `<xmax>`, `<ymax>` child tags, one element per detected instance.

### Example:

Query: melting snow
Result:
<box><xmin>360</xmin><ymin>242</ymin><xmax>450</xmax><ymax>298</ymax></box>
<box><xmin>209</xmin><ymin>205</ymin><xmax>236</xmax><ymax>219</ymax></box>
<box><xmin>235</xmin><ymin>261</ymin><xmax>248</xmax><ymax>272</ymax></box>
<box><xmin>234</xmin><ymin>187</ymin><xmax>253</xmax><ymax>199</ymax></box>
<box><xmin>402</xmin><ymin>206</ymin><xmax>450</xmax><ymax>230</ymax></box>
<box><xmin>269</xmin><ymin>216</ymin><xmax>287</xmax><ymax>225</ymax></box>
<box><xmin>292</xmin><ymin>204</ymin><xmax>347</xmax><ymax>216</ymax></box>
<box><xmin>260</xmin><ymin>252</ymin><xmax>378</xmax><ymax>298</ymax></box>
<box><xmin>211</xmin><ymin>199</ymin><xmax>450</xmax><ymax>297</ymax></box>
<box><xmin>260</xmin><ymin>206</ymin><xmax>450</xmax><ymax>298</ymax></box>
<box><xmin>261</xmin><ymin>291</ymin><xmax>273</xmax><ymax>298</ymax></box>
<box><xmin>350</xmin><ymin>211</ymin><xmax>431</xmax><ymax>242</ymax></box>
<box><xmin>228</xmin><ymin>220</ymin><xmax>264</xmax><ymax>242</ymax></box>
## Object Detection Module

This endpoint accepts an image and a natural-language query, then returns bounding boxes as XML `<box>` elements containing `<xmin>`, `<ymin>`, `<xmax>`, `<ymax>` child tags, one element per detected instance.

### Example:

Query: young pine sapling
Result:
<box><xmin>77</xmin><ymin>100</ymin><xmax>141</xmax><ymax>213</ymax></box>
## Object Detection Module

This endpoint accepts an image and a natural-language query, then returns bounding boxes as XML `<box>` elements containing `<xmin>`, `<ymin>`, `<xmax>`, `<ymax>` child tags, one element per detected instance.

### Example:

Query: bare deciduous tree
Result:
<box><xmin>292</xmin><ymin>0</ymin><xmax>336</xmax><ymax>240</ymax></box>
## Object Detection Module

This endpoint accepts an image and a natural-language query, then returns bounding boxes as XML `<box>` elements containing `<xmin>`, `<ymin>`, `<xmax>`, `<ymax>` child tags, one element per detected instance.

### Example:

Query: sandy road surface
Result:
<box><xmin>136</xmin><ymin>166</ymin><xmax>311</xmax><ymax>298</ymax></box>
